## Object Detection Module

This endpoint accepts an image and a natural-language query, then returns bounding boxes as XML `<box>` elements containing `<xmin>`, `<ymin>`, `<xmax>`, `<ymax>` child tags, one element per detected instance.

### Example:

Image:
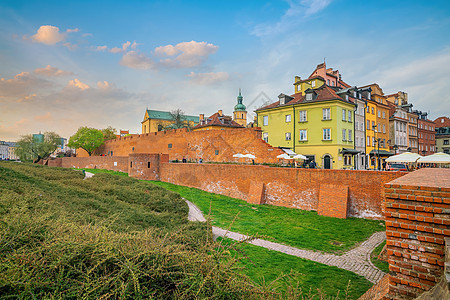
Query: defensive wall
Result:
<box><xmin>54</xmin><ymin>153</ymin><xmax>404</xmax><ymax>219</ymax></box>
<box><xmin>76</xmin><ymin>128</ymin><xmax>285</xmax><ymax>164</ymax></box>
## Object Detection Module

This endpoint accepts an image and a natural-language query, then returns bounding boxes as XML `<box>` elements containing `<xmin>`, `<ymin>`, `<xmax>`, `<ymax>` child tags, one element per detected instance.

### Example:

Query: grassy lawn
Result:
<box><xmin>371</xmin><ymin>241</ymin><xmax>389</xmax><ymax>273</ymax></box>
<box><xmin>151</xmin><ymin>181</ymin><xmax>386</xmax><ymax>254</ymax></box>
<box><xmin>219</xmin><ymin>238</ymin><xmax>373</xmax><ymax>299</ymax></box>
<box><xmin>1</xmin><ymin>162</ymin><xmax>275</xmax><ymax>299</ymax></box>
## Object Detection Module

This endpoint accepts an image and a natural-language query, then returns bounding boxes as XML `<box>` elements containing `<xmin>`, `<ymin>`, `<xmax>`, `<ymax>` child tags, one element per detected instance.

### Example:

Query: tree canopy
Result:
<box><xmin>15</xmin><ymin>132</ymin><xmax>61</xmax><ymax>163</ymax></box>
<box><xmin>101</xmin><ymin>126</ymin><xmax>117</xmax><ymax>141</ymax></box>
<box><xmin>68</xmin><ymin>127</ymin><xmax>104</xmax><ymax>156</ymax></box>
<box><xmin>163</xmin><ymin>109</ymin><xmax>192</xmax><ymax>130</ymax></box>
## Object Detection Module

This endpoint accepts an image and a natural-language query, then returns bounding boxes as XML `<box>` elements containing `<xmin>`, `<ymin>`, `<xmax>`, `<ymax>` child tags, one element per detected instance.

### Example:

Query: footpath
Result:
<box><xmin>186</xmin><ymin>200</ymin><xmax>386</xmax><ymax>284</ymax></box>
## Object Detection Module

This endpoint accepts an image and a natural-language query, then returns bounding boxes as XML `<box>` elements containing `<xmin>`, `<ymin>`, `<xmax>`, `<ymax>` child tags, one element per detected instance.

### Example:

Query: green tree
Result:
<box><xmin>68</xmin><ymin>127</ymin><xmax>104</xmax><ymax>156</ymax></box>
<box><xmin>101</xmin><ymin>126</ymin><xmax>117</xmax><ymax>141</ymax></box>
<box><xmin>163</xmin><ymin>109</ymin><xmax>192</xmax><ymax>130</ymax></box>
<box><xmin>15</xmin><ymin>132</ymin><xmax>61</xmax><ymax>163</ymax></box>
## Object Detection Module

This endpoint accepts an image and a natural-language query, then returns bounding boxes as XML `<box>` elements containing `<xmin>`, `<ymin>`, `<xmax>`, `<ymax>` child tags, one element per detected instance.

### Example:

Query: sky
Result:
<box><xmin>1</xmin><ymin>0</ymin><xmax>450</xmax><ymax>141</ymax></box>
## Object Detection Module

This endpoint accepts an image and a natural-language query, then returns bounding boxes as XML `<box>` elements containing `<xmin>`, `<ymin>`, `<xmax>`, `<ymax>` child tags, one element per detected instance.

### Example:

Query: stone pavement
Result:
<box><xmin>185</xmin><ymin>200</ymin><xmax>386</xmax><ymax>284</ymax></box>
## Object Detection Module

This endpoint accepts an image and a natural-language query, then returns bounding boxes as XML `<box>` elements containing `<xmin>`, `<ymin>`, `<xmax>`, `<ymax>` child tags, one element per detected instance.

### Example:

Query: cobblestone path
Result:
<box><xmin>185</xmin><ymin>200</ymin><xmax>386</xmax><ymax>284</ymax></box>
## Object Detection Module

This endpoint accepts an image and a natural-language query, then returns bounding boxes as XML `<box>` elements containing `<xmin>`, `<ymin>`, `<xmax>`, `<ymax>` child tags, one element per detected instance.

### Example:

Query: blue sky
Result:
<box><xmin>1</xmin><ymin>0</ymin><xmax>450</xmax><ymax>140</ymax></box>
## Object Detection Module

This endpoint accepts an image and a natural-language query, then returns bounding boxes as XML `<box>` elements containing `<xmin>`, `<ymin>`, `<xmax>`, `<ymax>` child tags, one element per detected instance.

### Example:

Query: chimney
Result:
<box><xmin>295</xmin><ymin>76</ymin><xmax>301</xmax><ymax>82</ymax></box>
<box><xmin>200</xmin><ymin>114</ymin><xmax>204</xmax><ymax>121</ymax></box>
<box><xmin>218</xmin><ymin>110</ymin><xmax>223</xmax><ymax>116</ymax></box>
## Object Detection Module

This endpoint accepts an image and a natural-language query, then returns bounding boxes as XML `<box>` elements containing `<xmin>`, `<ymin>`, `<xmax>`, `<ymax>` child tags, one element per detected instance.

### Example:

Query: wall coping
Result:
<box><xmin>385</xmin><ymin>168</ymin><xmax>450</xmax><ymax>189</ymax></box>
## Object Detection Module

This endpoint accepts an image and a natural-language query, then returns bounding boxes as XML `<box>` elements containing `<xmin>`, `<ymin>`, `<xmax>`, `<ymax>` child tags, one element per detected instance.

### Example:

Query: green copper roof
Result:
<box><xmin>234</xmin><ymin>89</ymin><xmax>246</xmax><ymax>111</ymax></box>
<box><xmin>145</xmin><ymin>110</ymin><xmax>199</xmax><ymax>122</ymax></box>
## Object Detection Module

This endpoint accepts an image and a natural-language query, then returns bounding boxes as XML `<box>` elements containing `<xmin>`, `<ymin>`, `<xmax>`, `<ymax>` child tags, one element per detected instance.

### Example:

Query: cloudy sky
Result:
<box><xmin>1</xmin><ymin>0</ymin><xmax>450</xmax><ymax>141</ymax></box>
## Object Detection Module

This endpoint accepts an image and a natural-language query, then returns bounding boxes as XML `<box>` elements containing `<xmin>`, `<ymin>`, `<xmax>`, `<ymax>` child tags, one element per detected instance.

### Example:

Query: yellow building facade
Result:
<box><xmin>141</xmin><ymin>110</ymin><xmax>199</xmax><ymax>133</ymax></box>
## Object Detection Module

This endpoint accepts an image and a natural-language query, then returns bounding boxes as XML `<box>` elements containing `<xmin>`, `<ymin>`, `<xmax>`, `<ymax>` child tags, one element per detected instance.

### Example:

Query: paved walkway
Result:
<box><xmin>185</xmin><ymin>200</ymin><xmax>386</xmax><ymax>284</ymax></box>
<box><xmin>84</xmin><ymin>171</ymin><xmax>95</xmax><ymax>179</ymax></box>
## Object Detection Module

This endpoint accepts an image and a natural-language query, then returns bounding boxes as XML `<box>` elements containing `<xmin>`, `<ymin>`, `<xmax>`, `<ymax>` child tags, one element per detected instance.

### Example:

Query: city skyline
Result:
<box><xmin>1</xmin><ymin>0</ymin><xmax>450</xmax><ymax>141</ymax></box>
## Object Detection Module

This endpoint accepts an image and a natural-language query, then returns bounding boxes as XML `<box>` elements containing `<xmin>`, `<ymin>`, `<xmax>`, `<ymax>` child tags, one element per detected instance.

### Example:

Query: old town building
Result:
<box><xmin>434</xmin><ymin>116</ymin><xmax>450</xmax><ymax>154</ymax></box>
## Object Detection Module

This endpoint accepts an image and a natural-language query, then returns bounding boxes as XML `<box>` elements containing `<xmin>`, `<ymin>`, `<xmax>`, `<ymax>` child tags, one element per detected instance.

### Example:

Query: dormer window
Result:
<box><xmin>311</xmin><ymin>81</ymin><xmax>316</xmax><ymax>87</ymax></box>
<box><xmin>306</xmin><ymin>93</ymin><xmax>312</xmax><ymax>101</ymax></box>
<box><xmin>345</xmin><ymin>95</ymin><xmax>349</xmax><ymax>101</ymax></box>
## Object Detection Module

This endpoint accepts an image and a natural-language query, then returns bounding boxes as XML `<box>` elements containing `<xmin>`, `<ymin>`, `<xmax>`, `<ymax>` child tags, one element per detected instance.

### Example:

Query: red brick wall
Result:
<box><xmin>61</xmin><ymin>156</ymin><xmax>129</xmax><ymax>173</ymax></box>
<box><xmin>318</xmin><ymin>184</ymin><xmax>349</xmax><ymax>218</ymax></box>
<box><xmin>384</xmin><ymin>168</ymin><xmax>450</xmax><ymax>299</ymax></box>
<box><xmin>77</xmin><ymin>128</ymin><xmax>284</xmax><ymax>164</ymax></box>
<box><xmin>160</xmin><ymin>163</ymin><xmax>403</xmax><ymax>219</ymax></box>
<box><xmin>129</xmin><ymin>153</ymin><xmax>168</xmax><ymax>180</ymax></box>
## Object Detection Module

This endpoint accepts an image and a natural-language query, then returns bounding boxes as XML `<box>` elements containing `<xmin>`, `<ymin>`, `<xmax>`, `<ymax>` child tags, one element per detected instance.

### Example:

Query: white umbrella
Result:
<box><xmin>386</xmin><ymin>152</ymin><xmax>422</xmax><ymax>163</ymax></box>
<box><xmin>277</xmin><ymin>153</ymin><xmax>293</xmax><ymax>159</ymax></box>
<box><xmin>417</xmin><ymin>152</ymin><xmax>450</xmax><ymax>164</ymax></box>
<box><xmin>292</xmin><ymin>154</ymin><xmax>307</xmax><ymax>160</ymax></box>
<box><xmin>242</xmin><ymin>154</ymin><xmax>256</xmax><ymax>159</ymax></box>
<box><xmin>232</xmin><ymin>153</ymin><xmax>244</xmax><ymax>158</ymax></box>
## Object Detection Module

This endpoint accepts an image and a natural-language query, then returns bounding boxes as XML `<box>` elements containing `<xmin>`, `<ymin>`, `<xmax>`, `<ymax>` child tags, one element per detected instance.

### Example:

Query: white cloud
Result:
<box><xmin>82</xmin><ymin>33</ymin><xmax>93</xmax><ymax>37</ymax></box>
<box><xmin>31</xmin><ymin>25</ymin><xmax>66</xmax><ymax>45</ymax></box>
<box><xmin>0</xmin><ymin>72</ymin><xmax>51</xmax><ymax>98</ymax></box>
<box><xmin>157</xmin><ymin>41</ymin><xmax>219</xmax><ymax>68</ymax></box>
<box><xmin>66</xmin><ymin>28</ymin><xmax>79</xmax><ymax>33</ymax></box>
<box><xmin>110</xmin><ymin>41</ymin><xmax>131</xmax><ymax>53</ymax></box>
<box><xmin>17</xmin><ymin>94</ymin><xmax>38</xmax><ymax>103</ymax></box>
<box><xmin>252</xmin><ymin>0</ymin><xmax>332</xmax><ymax>37</ymax></box>
<box><xmin>34</xmin><ymin>65</ymin><xmax>73</xmax><ymax>77</ymax></box>
<box><xmin>119</xmin><ymin>51</ymin><xmax>155</xmax><ymax>69</ymax></box>
<box><xmin>187</xmin><ymin>71</ymin><xmax>229</xmax><ymax>85</ymax></box>
<box><xmin>63</xmin><ymin>42</ymin><xmax>78</xmax><ymax>50</ymax></box>
<box><xmin>97</xmin><ymin>81</ymin><xmax>111</xmax><ymax>89</ymax></box>
<box><xmin>96</xmin><ymin>45</ymin><xmax>108</xmax><ymax>51</ymax></box>
<box><xmin>67</xmin><ymin>78</ymin><xmax>90</xmax><ymax>90</ymax></box>
<box><xmin>34</xmin><ymin>112</ymin><xmax>52</xmax><ymax>122</ymax></box>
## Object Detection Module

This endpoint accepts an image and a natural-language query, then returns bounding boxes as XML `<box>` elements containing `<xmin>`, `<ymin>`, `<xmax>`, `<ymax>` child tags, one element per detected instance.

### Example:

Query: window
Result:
<box><xmin>263</xmin><ymin>132</ymin><xmax>268</xmax><ymax>142</ymax></box>
<box><xmin>306</xmin><ymin>93</ymin><xmax>312</xmax><ymax>101</ymax></box>
<box><xmin>323</xmin><ymin>128</ymin><xmax>331</xmax><ymax>140</ymax></box>
<box><xmin>285</xmin><ymin>114</ymin><xmax>291</xmax><ymax>122</ymax></box>
<box><xmin>263</xmin><ymin>115</ymin><xmax>268</xmax><ymax>126</ymax></box>
<box><xmin>311</xmin><ymin>81</ymin><xmax>316</xmax><ymax>87</ymax></box>
<box><xmin>130</xmin><ymin>161</ymin><xmax>132</xmax><ymax>168</ymax></box>
<box><xmin>323</xmin><ymin>108</ymin><xmax>331</xmax><ymax>120</ymax></box>
<box><xmin>346</xmin><ymin>95</ymin><xmax>349</xmax><ymax>101</ymax></box>
<box><xmin>285</xmin><ymin>132</ymin><xmax>291</xmax><ymax>140</ymax></box>
<box><xmin>367</xmin><ymin>120</ymin><xmax>370</xmax><ymax>130</ymax></box>
<box><xmin>367</xmin><ymin>106</ymin><xmax>370</xmax><ymax>113</ymax></box>
<box><xmin>215</xmin><ymin>150</ymin><xmax>219</xmax><ymax>155</ymax></box>
<box><xmin>378</xmin><ymin>124</ymin><xmax>381</xmax><ymax>132</ymax></box>
<box><xmin>342</xmin><ymin>109</ymin><xmax>346</xmax><ymax>121</ymax></box>
<box><xmin>348</xmin><ymin>130</ymin><xmax>353</xmax><ymax>141</ymax></box>
<box><xmin>355</xmin><ymin>122</ymin><xmax>358</xmax><ymax>131</ymax></box>
<box><xmin>342</xmin><ymin>129</ymin><xmax>347</xmax><ymax>141</ymax></box>
<box><xmin>299</xmin><ymin>130</ymin><xmax>307</xmax><ymax>141</ymax></box>
<box><xmin>348</xmin><ymin>110</ymin><xmax>352</xmax><ymax>122</ymax></box>
<box><xmin>444</xmin><ymin>140</ymin><xmax>449</xmax><ymax>145</ymax></box>
<box><xmin>327</xmin><ymin>79</ymin><xmax>330</xmax><ymax>85</ymax></box>
<box><xmin>299</xmin><ymin>110</ymin><xmax>307</xmax><ymax>122</ymax></box>
<box><xmin>331</xmin><ymin>81</ymin><xmax>335</xmax><ymax>86</ymax></box>
<box><xmin>367</xmin><ymin>136</ymin><xmax>370</xmax><ymax>146</ymax></box>
<box><xmin>168</xmin><ymin>143</ymin><xmax>172</xmax><ymax>148</ymax></box>
<box><xmin>356</xmin><ymin>136</ymin><xmax>359</xmax><ymax>146</ymax></box>
<box><xmin>371</xmin><ymin>107</ymin><xmax>374</xmax><ymax>114</ymax></box>
<box><xmin>383</xmin><ymin>124</ymin><xmax>386</xmax><ymax>134</ymax></box>
<box><xmin>378</xmin><ymin>110</ymin><xmax>381</xmax><ymax>118</ymax></box>
<box><xmin>148</xmin><ymin>162</ymin><xmax>151</xmax><ymax>168</ymax></box>
<box><xmin>344</xmin><ymin>155</ymin><xmax>352</xmax><ymax>166</ymax></box>
<box><xmin>372</xmin><ymin>121</ymin><xmax>375</xmax><ymax>130</ymax></box>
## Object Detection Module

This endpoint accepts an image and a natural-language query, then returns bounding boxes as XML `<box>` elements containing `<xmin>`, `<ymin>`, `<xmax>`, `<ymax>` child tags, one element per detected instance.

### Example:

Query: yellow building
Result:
<box><xmin>233</xmin><ymin>89</ymin><xmax>247</xmax><ymax>127</ymax></box>
<box><xmin>141</xmin><ymin>109</ymin><xmax>199</xmax><ymax>133</ymax></box>
<box><xmin>256</xmin><ymin>81</ymin><xmax>356</xmax><ymax>169</ymax></box>
<box><xmin>193</xmin><ymin>110</ymin><xmax>244</xmax><ymax>131</ymax></box>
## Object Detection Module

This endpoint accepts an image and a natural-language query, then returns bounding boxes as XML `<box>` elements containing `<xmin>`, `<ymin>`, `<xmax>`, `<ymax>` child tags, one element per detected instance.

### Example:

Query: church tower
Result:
<box><xmin>233</xmin><ymin>89</ymin><xmax>247</xmax><ymax>127</ymax></box>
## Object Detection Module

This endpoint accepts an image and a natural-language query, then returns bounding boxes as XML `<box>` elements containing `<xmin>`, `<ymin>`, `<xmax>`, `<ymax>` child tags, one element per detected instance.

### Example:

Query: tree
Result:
<box><xmin>163</xmin><ymin>109</ymin><xmax>192</xmax><ymax>130</ymax></box>
<box><xmin>68</xmin><ymin>127</ymin><xmax>104</xmax><ymax>156</ymax></box>
<box><xmin>15</xmin><ymin>132</ymin><xmax>61</xmax><ymax>163</ymax></box>
<box><xmin>101</xmin><ymin>126</ymin><xmax>117</xmax><ymax>141</ymax></box>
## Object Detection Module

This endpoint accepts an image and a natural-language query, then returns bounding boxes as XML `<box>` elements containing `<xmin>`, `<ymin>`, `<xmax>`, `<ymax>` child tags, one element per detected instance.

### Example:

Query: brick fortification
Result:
<box><xmin>77</xmin><ymin>128</ymin><xmax>285</xmax><ymax>164</ymax></box>
<box><xmin>384</xmin><ymin>168</ymin><xmax>450</xmax><ymax>299</ymax></box>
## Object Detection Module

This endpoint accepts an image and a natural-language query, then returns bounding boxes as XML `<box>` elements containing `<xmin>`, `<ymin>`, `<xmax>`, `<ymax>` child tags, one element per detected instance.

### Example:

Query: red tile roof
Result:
<box><xmin>256</xmin><ymin>85</ymin><xmax>353</xmax><ymax>111</ymax></box>
<box><xmin>193</xmin><ymin>112</ymin><xmax>244</xmax><ymax>129</ymax></box>
<box><xmin>434</xmin><ymin>116</ymin><xmax>450</xmax><ymax>128</ymax></box>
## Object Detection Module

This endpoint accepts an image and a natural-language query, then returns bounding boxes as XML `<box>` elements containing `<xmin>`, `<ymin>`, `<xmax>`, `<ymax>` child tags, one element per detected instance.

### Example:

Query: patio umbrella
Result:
<box><xmin>292</xmin><ymin>154</ymin><xmax>307</xmax><ymax>160</ymax></box>
<box><xmin>386</xmin><ymin>152</ymin><xmax>422</xmax><ymax>163</ymax></box>
<box><xmin>242</xmin><ymin>154</ymin><xmax>256</xmax><ymax>159</ymax></box>
<box><xmin>277</xmin><ymin>153</ymin><xmax>293</xmax><ymax>160</ymax></box>
<box><xmin>232</xmin><ymin>153</ymin><xmax>244</xmax><ymax>158</ymax></box>
<box><xmin>417</xmin><ymin>152</ymin><xmax>450</xmax><ymax>164</ymax></box>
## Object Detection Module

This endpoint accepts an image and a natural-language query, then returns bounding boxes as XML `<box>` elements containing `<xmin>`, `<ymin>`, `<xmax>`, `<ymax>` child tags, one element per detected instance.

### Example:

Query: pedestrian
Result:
<box><xmin>309</xmin><ymin>160</ymin><xmax>316</xmax><ymax>169</ymax></box>
<box><xmin>199</xmin><ymin>158</ymin><xmax>203</xmax><ymax>164</ymax></box>
<box><xmin>382</xmin><ymin>161</ymin><xmax>386</xmax><ymax>171</ymax></box>
<box><xmin>182</xmin><ymin>157</ymin><xmax>187</xmax><ymax>163</ymax></box>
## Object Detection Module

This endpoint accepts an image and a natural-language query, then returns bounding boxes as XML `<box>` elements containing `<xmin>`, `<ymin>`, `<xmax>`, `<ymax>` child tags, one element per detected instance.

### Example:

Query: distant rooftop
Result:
<box><xmin>145</xmin><ymin>109</ymin><xmax>199</xmax><ymax>122</ymax></box>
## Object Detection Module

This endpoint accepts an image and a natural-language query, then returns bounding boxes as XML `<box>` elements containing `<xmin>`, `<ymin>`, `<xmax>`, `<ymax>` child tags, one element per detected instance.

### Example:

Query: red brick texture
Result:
<box><xmin>128</xmin><ymin>153</ymin><xmax>168</xmax><ymax>181</ymax></box>
<box><xmin>318</xmin><ymin>184</ymin><xmax>349</xmax><ymax>218</ymax></box>
<box><xmin>160</xmin><ymin>163</ymin><xmax>403</xmax><ymax>219</ymax></box>
<box><xmin>247</xmin><ymin>181</ymin><xmax>265</xmax><ymax>205</ymax></box>
<box><xmin>384</xmin><ymin>168</ymin><xmax>450</xmax><ymax>299</ymax></box>
<box><xmin>60</xmin><ymin>156</ymin><xmax>129</xmax><ymax>173</ymax></box>
<box><xmin>77</xmin><ymin>128</ymin><xmax>285</xmax><ymax>164</ymax></box>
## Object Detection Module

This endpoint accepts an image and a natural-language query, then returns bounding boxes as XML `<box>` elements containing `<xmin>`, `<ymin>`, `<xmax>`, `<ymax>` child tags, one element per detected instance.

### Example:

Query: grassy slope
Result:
<box><xmin>220</xmin><ymin>238</ymin><xmax>373</xmax><ymax>300</ymax></box>
<box><xmin>371</xmin><ymin>241</ymin><xmax>389</xmax><ymax>273</ymax></box>
<box><xmin>0</xmin><ymin>162</ymin><xmax>267</xmax><ymax>299</ymax></box>
<box><xmin>151</xmin><ymin>181</ymin><xmax>385</xmax><ymax>253</ymax></box>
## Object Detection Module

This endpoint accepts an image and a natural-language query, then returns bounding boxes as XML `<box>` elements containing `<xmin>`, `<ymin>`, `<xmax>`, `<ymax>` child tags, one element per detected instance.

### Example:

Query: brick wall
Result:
<box><xmin>161</xmin><ymin>163</ymin><xmax>403</xmax><ymax>219</ymax></box>
<box><xmin>129</xmin><ymin>153</ymin><xmax>168</xmax><ymax>180</ymax></box>
<box><xmin>384</xmin><ymin>168</ymin><xmax>450</xmax><ymax>299</ymax></box>
<box><xmin>77</xmin><ymin>128</ymin><xmax>285</xmax><ymax>164</ymax></box>
<box><xmin>61</xmin><ymin>156</ymin><xmax>129</xmax><ymax>173</ymax></box>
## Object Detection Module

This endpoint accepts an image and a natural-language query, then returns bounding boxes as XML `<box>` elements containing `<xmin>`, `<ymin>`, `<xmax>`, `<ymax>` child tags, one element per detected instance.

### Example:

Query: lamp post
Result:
<box><xmin>372</xmin><ymin>125</ymin><xmax>381</xmax><ymax>170</ymax></box>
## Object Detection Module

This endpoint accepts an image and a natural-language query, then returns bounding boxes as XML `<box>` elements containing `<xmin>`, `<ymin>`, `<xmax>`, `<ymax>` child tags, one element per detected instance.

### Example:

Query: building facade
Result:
<box><xmin>233</xmin><ymin>89</ymin><xmax>247</xmax><ymax>127</ymax></box>
<box><xmin>417</xmin><ymin>112</ymin><xmax>436</xmax><ymax>155</ymax></box>
<box><xmin>388</xmin><ymin>102</ymin><xmax>409</xmax><ymax>154</ymax></box>
<box><xmin>141</xmin><ymin>110</ymin><xmax>199</xmax><ymax>133</ymax></box>
<box><xmin>193</xmin><ymin>110</ymin><xmax>244</xmax><ymax>131</ymax></box>
<box><xmin>407</xmin><ymin>109</ymin><xmax>419</xmax><ymax>153</ymax></box>
<box><xmin>435</xmin><ymin>116</ymin><xmax>450</xmax><ymax>154</ymax></box>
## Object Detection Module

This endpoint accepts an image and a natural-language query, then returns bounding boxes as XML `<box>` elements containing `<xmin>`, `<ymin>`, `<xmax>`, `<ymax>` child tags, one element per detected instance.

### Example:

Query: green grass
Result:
<box><xmin>1</xmin><ymin>162</ymin><xmax>278</xmax><ymax>299</ymax></box>
<box><xmin>371</xmin><ymin>241</ymin><xmax>389</xmax><ymax>273</ymax></box>
<box><xmin>219</xmin><ymin>237</ymin><xmax>373</xmax><ymax>299</ymax></box>
<box><xmin>151</xmin><ymin>181</ymin><xmax>385</xmax><ymax>254</ymax></box>
<box><xmin>77</xmin><ymin>168</ymin><xmax>129</xmax><ymax>177</ymax></box>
